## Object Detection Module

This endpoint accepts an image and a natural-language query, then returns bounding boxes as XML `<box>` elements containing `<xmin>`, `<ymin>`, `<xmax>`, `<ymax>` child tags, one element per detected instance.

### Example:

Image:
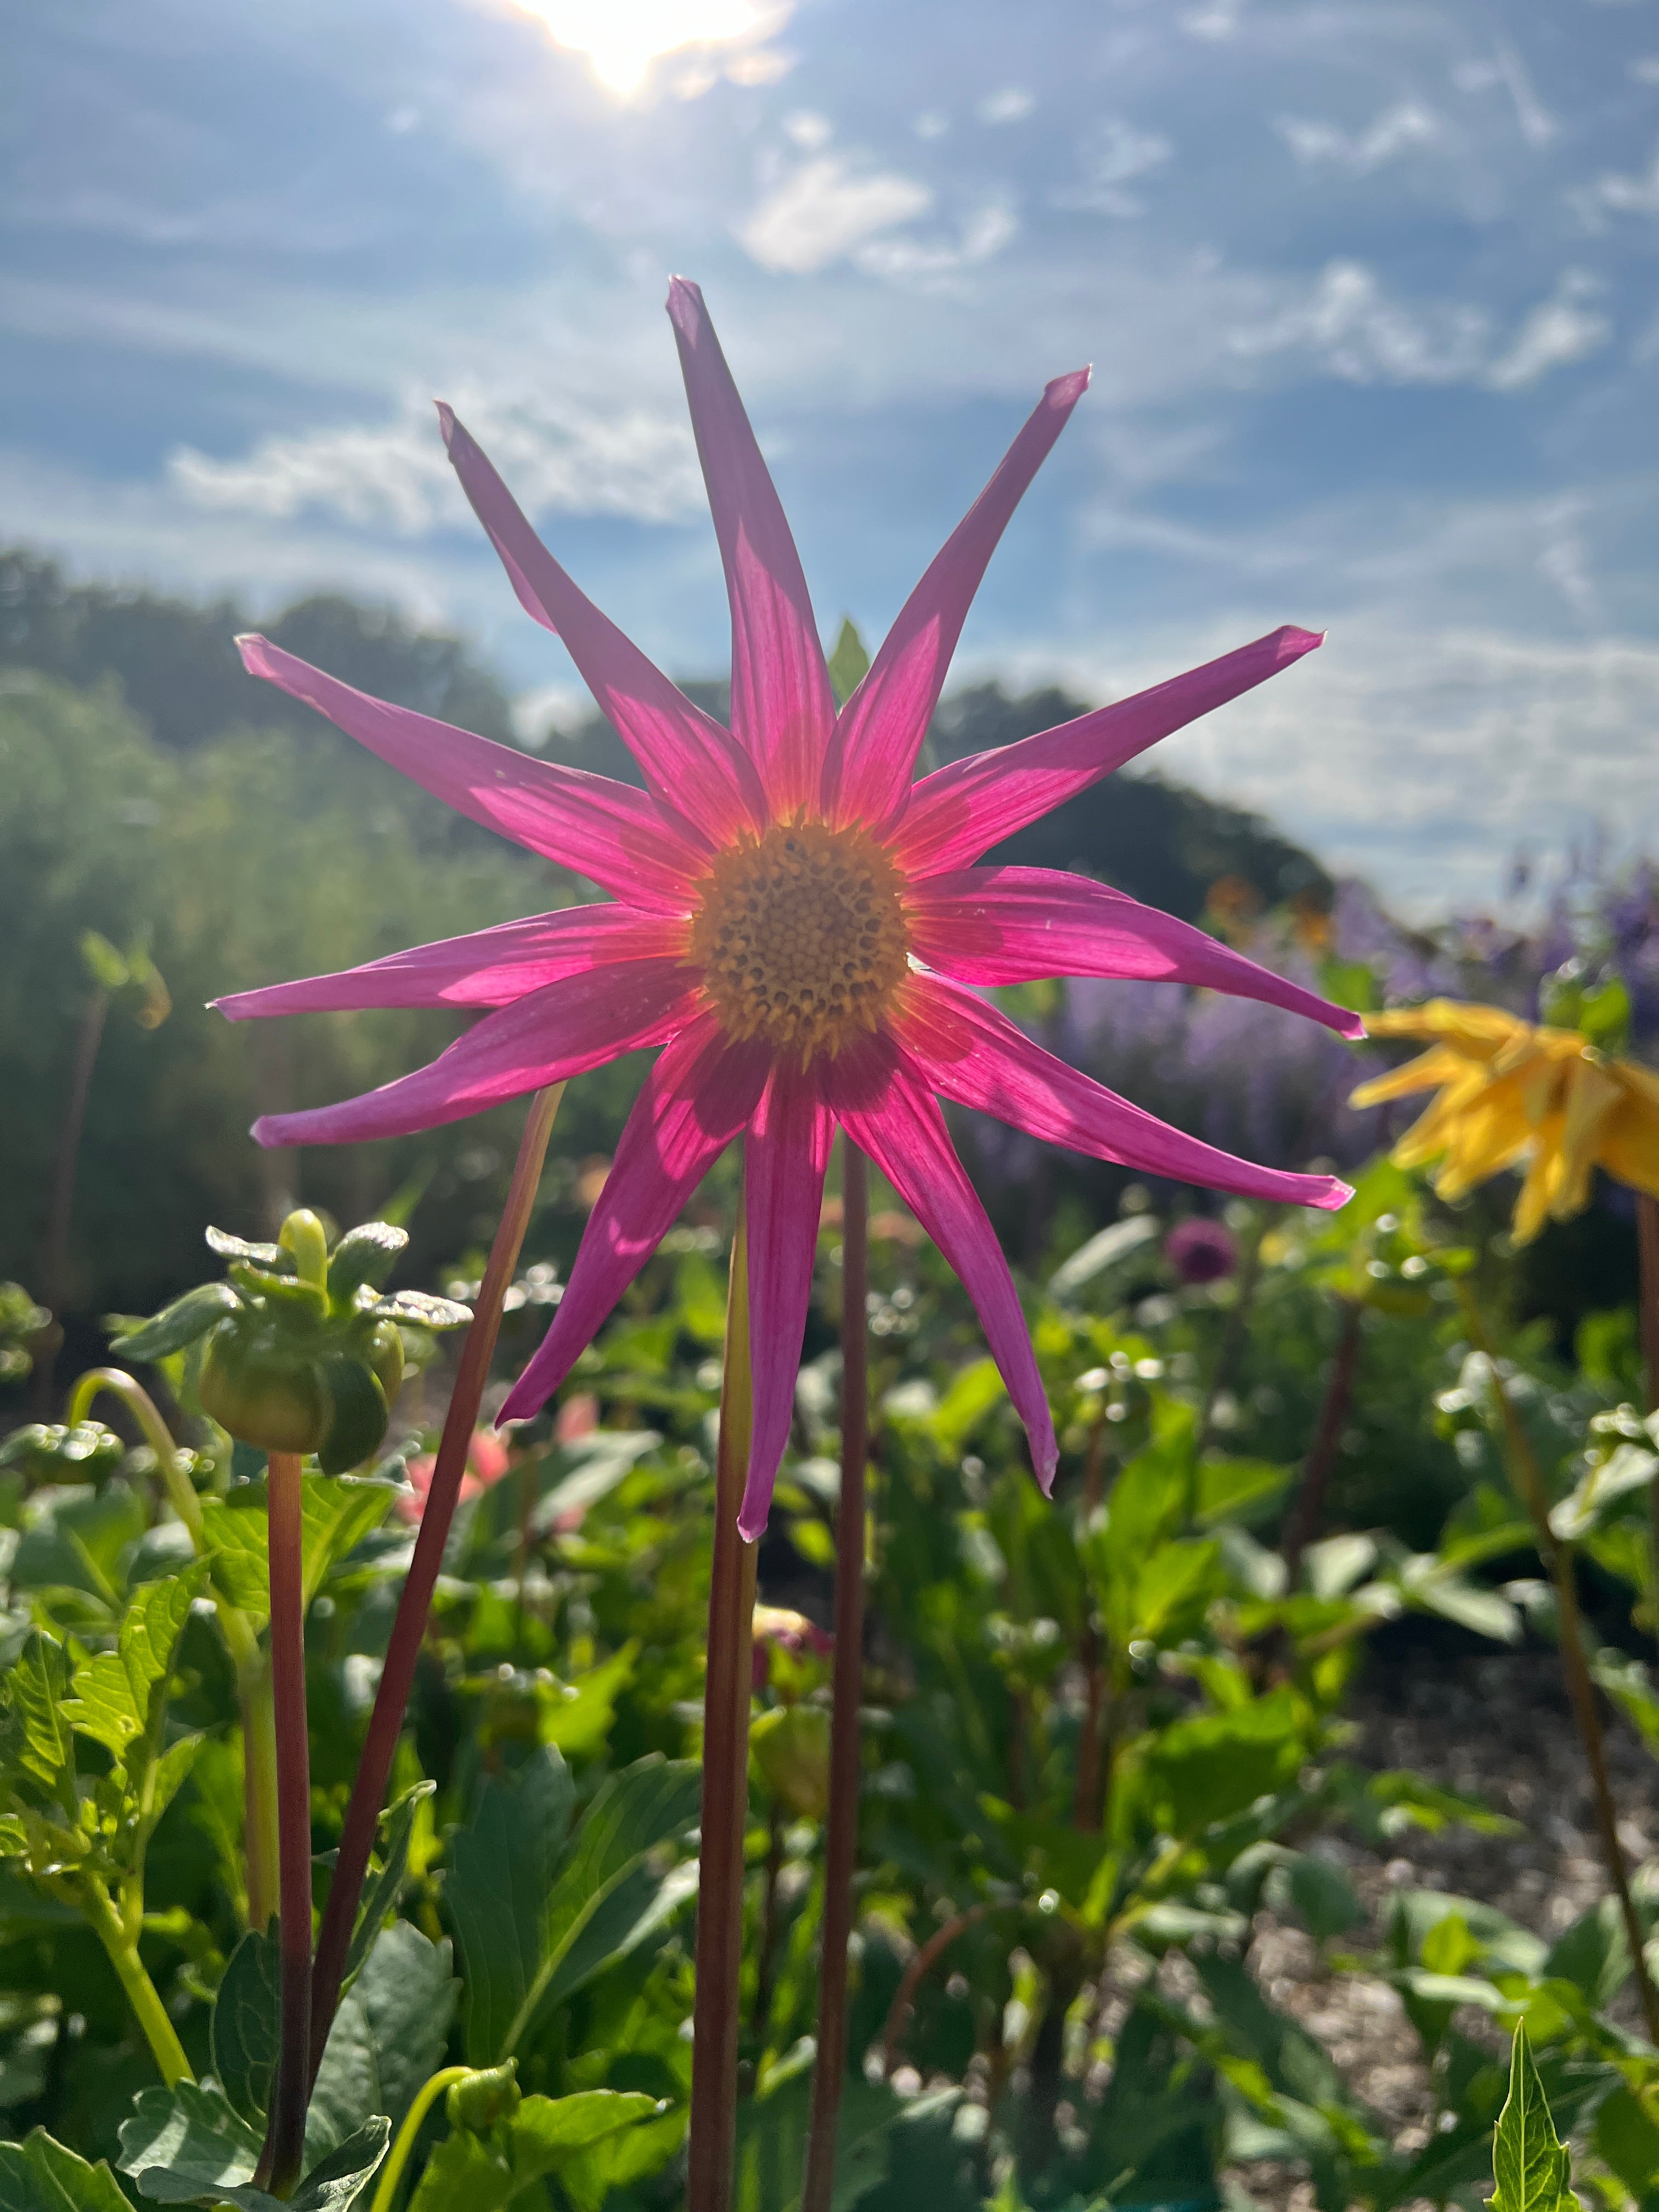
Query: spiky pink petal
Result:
<box><xmin>236</xmin><ymin>636</ymin><xmax>707</xmax><ymax>913</ymax></box>
<box><xmin>890</xmin><ymin>627</ymin><xmax>1323</xmax><ymax>881</ymax></box>
<box><xmin>907</xmin><ymin>867</ymin><xmax>1364</xmax><ymax>1039</ymax></box>
<box><xmin>252</xmin><ymin>960</ymin><xmax>699</xmax><ymax>1147</ymax></box>
<box><xmin>823</xmin><ymin>1036</ymin><xmax>1058</xmax><ymax>1491</ymax></box>
<box><xmin>438</xmin><ymin>405</ymin><xmax>766</xmax><ymax>849</ymax></box>
<box><xmin>499</xmin><ymin>1015</ymin><xmax>770</xmax><ymax>1421</ymax></box>
<box><xmin>894</xmin><ymin>975</ymin><xmax>1352</xmax><ymax>1210</ymax></box>
<box><xmin>665</xmin><ymin>277</ymin><xmax>834</xmax><ymax>821</ymax></box>
<box><xmin>822</xmin><ymin>370</ymin><xmax>1090</xmax><ymax>831</ymax></box>
<box><xmin>739</xmin><ymin>1061</ymin><xmax>836</xmax><ymax>1540</ymax></box>
<box><xmin>216</xmin><ymin>905</ymin><xmax>685</xmax><ymax>1020</ymax></box>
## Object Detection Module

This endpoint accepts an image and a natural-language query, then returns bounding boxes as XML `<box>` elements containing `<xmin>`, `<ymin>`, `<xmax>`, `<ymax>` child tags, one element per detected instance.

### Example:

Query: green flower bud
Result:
<box><xmin>114</xmin><ymin>1209</ymin><xmax>471</xmax><ymax>1474</ymax></box>
<box><xmin>446</xmin><ymin>2060</ymin><xmax>521</xmax><ymax>2132</ymax></box>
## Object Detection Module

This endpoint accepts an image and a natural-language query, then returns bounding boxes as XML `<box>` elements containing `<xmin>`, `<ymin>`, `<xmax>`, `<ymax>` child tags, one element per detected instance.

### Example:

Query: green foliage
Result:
<box><xmin>408</xmin><ymin>2087</ymin><xmax>665</xmax><ymax>2212</ymax></box>
<box><xmin>445</xmin><ymin>1745</ymin><xmax>698</xmax><ymax>2066</ymax></box>
<box><xmin>1488</xmin><ymin>2028</ymin><xmax>1581</xmax><ymax>2212</ymax></box>
<box><xmin>116</xmin><ymin>2082</ymin><xmax>388</xmax><ymax>2211</ymax></box>
<box><xmin>0</xmin><ymin>2128</ymin><xmax>132</xmax><ymax>2212</ymax></box>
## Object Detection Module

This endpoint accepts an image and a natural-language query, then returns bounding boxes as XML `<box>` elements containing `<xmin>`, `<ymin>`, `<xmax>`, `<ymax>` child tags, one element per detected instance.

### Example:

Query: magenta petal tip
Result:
<box><xmin>1046</xmin><ymin>366</ymin><xmax>1092</xmax><ymax>405</ymax></box>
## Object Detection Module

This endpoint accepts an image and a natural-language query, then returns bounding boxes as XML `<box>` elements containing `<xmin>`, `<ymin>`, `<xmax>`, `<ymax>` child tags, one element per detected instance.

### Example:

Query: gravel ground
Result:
<box><xmin>1227</xmin><ymin>1634</ymin><xmax>1659</xmax><ymax>2208</ymax></box>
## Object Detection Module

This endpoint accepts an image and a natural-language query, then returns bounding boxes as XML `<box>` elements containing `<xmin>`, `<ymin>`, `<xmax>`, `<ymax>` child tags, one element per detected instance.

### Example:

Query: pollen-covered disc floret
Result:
<box><xmin>690</xmin><ymin>819</ymin><xmax>911</xmax><ymax>1060</ymax></box>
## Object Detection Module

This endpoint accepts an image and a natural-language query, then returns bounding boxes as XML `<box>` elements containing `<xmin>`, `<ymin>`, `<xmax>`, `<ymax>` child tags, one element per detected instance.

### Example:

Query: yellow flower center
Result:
<box><xmin>689</xmin><ymin>820</ymin><xmax>910</xmax><ymax>1060</ymax></box>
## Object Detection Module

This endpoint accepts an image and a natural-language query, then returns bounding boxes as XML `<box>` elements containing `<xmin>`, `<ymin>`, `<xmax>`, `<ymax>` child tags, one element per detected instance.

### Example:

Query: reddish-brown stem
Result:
<box><xmin>257</xmin><ymin>1450</ymin><xmax>312</xmax><ymax>2196</ymax></box>
<box><xmin>802</xmin><ymin>1142</ymin><xmax>870</xmax><ymax>2212</ymax></box>
<box><xmin>687</xmin><ymin>1216</ymin><xmax>758</xmax><ymax>2212</ymax></box>
<box><xmin>879</xmin><ymin>1906</ymin><xmax>988</xmax><ymax>2080</ymax></box>
<box><xmin>308</xmin><ymin>1084</ymin><xmax>563</xmax><ymax>2078</ymax></box>
<box><xmin>1280</xmin><ymin>1296</ymin><xmax>1363</xmax><ymax>1581</ymax></box>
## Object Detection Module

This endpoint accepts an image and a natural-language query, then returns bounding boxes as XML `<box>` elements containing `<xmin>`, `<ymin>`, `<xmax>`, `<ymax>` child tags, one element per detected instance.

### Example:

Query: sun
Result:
<box><xmin>502</xmin><ymin>0</ymin><xmax>788</xmax><ymax>97</ymax></box>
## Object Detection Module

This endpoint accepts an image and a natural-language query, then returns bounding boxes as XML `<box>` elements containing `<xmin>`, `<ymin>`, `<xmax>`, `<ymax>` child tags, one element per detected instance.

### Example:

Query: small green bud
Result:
<box><xmin>279</xmin><ymin>1210</ymin><xmax>331</xmax><ymax>1291</ymax></box>
<box><xmin>446</xmin><ymin>2060</ymin><xmax>521</xmax><ymax>2132</ymax></box>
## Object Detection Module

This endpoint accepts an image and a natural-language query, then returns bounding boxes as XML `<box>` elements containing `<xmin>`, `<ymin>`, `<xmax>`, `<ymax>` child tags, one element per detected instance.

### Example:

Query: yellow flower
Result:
<box><xmin>1350</xmin><ymin>999</ymin><xmax>1659</xmax><ymax>1242</ymax></box>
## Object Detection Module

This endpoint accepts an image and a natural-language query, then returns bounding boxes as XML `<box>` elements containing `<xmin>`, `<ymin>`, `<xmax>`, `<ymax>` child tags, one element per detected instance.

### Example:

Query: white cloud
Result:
<box><xmin>997</xmin><ymin>620</ymin><xmax>1659</xmax><ymax>912</ymax></box>
<box><xmin>738</xmin><ymin>155</ymin><xmax>933</xmax><ymax>274</ymax></box>
<box><xmin>978</xmin><ymin>87</ymin><xmax>1036</xmax><ymax>125</ymax></box>
<box><xmin>913</xmin><ymin>111</ymin><xmax>949</xmax><ymax>140</ymax></box>
<box><xmin>1229</xmin><ymin>261</ymin><xmax>1488</xmax><ymax>386</ymax></box>
<box><xmin>782</xmin><ymin>110</ymin><xmax>832</xmax><ymax>149</ymax></box>
<box><xmin>1487</xmin><ymin>273</ymin><xmax>1610</xmax><ymax>390</ymax></box>
<box><xmin>1452</xmin><ymin>46</ymin><xmax>1556</xmax><ymax>149</ymax></box>
<box><xmin>1632</xmin><ymin>58</ymin><xmax>1659</xmax><ymax>86</ymax></box>
<box><xmin>170</xmin><ymin>384</ymin><xmax>705</xmax><ymax>533</ymax></box>
<box><xmin>854</xmin><ymin>204</ymin><xmax>1018</xmax><ymax>285</ymax></box>
<box><xmin>1276</xmin><ymin>100</ymin><xmax>1439</xmax><ymax>175</ymax></box>
<box><xmin>1053</xmin><ymin>120</ymin><xmax>1173</xmax><ymax>216</ymax></box>
<box><xmin>1595</xmin><ymin>143</ymin><xmax>1659</xmax><ymax>217</ymax></box>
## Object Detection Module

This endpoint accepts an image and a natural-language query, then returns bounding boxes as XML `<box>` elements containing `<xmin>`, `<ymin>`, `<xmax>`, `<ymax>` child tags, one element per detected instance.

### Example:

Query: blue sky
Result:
<box><xmin>6</xmin><ymin>0</ymin><xmax>1659</xmax><ymax>911</ymax></box>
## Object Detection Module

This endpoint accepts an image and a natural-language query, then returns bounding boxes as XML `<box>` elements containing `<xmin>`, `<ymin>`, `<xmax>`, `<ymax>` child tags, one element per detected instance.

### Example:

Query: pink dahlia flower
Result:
<box><xmin>221</xmin><ymin>280</ymin><xmax>1356</xmax><ymax>1539</ymax></box>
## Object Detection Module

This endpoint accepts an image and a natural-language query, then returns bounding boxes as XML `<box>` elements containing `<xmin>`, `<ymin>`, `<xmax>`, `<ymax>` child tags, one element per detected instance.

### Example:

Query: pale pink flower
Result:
<box><xmin>397</xmin><ymin>1427</ymin><xmax>511</xmax><ymax>1525</ymax></box>
<box><xmin>221</xmin><ymin>280</ymin><xmax>1356</xmax><ymax>1538</ymax></box>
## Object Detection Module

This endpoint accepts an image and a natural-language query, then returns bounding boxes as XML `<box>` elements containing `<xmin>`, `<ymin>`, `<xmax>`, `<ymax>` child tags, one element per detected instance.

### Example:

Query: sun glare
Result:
<box><xmin>503</xmin><ymin>0</ymin><xmax>788</xmax><ymax>96</ymax></box>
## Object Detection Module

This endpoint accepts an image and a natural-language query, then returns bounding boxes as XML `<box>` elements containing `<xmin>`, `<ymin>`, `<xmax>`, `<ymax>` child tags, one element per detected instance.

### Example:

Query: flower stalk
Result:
<box><xmin>309</xmin><ymin>1082</ymin><xmax>565</xmax><ymax>2073</ymax></box>
<box><xmin>82</xmin><ymin>1876</ymin><xmax>193</xmax><ymax>2089</ymax></box>
<box><xmin>687</xmin><ymin>1214</ymin><xmax>758</xmax><ymax>2212</ymax></box>
<box><xmin>1458</xmin><ymin>1284</ymin><xmax>1659</xmax><ymax>2042</ymax></box>
<box><xmin>66</xmin><ymin>1365</ymin><xmax>279</xmax><ymax>1928</ymax></box>
<box><xmin>803</xmin><ymin>1141</ymin><xmax>870</xmax><ymax>2212</ymax></box>
<box><xmin>258</xmin><ymin>1448</ymin><xmax>313</xmax><ymax>2196</ymax></box>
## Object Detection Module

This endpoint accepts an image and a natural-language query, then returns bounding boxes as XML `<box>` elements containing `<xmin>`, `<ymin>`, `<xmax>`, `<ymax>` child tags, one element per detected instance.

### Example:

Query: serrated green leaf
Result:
<box><xmin>112</xmin><ymin>1283</ymin><xmax>240</xmax><ymax>1364</ymax></box>
<box><xmin>4</xmin><ymin>1635</ymin><xmax>74</xmax><ymax>1797</ymax></box>
<box><xmin>1487</xmin><ymin>2026</ymin><xmax>1581</xmax><ymax>2212</ymax></box>
<box><xmin>0</xmin><ymin>2126</ymin><xmax>133</xmax><ymax>2212</ymax></box>
<box><xmin>61</xmin><ymin>1564</ymin><xmax>207</xmax><ymax>1764</ymax></box>
<box><xmin>201</xmin><ymin>1473</ymin><xmax>400</xmax><ymax>1621</ymax></box>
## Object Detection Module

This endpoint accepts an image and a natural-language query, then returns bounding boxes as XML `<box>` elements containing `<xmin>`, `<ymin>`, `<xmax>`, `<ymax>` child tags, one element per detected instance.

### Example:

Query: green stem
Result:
<box><xmin>686</xmin><ymin>1213</ymin><xmax>757</xmax><ymax>2212</ymax></box>
<box><xmin>803</xmin><ymin>1141</ymin><xmax>870</xmax><ymax>2212</ymax></box>
<box><xmin>368</xmin><ymin>2066</ymin><xmax>473</xmax><ymax>2212</ymax></box>
<box><xmin>1459</xmin><ymin>1284</ymin><xmax>1659</xmax><ymax>2045</ymax></box>
<box><xmin>68</xmin><ymin>1367</ymin><xmax>279</xmax><ymax>1925</ymax></box>
<box><xmin>83</xmin><ymin>1878</ymin><xmax>193</xmax><ymax>2087</ymax></box>
<box><xmin>258</xmin><ymin>1449</ymin><xmax>313</xmax><ymax>2196</ymax></box>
